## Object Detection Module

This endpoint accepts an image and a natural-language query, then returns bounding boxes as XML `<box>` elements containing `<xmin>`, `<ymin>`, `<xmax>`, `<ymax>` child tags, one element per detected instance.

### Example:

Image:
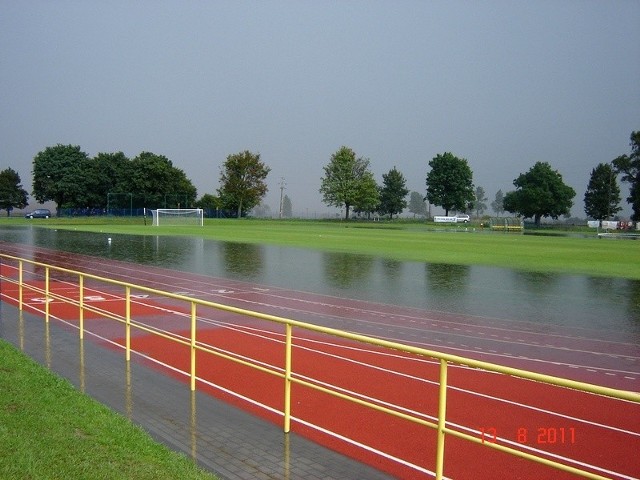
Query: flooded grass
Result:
<box><xmin>7</xmin><ymin>217</ymin><xmax>639</xmax><ymax>280</ymax></box>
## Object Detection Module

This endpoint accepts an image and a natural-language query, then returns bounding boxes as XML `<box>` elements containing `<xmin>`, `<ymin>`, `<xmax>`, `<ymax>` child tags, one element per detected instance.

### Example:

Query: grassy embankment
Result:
<box><xmin>0</xmin><ymin>342</ymin><xmax>217</xmax><ymax>480</ymax></box>
<box><xmin>8</xmin><ymin>216</ymin><xmax>639</xmax><ymax>279</ymax></box>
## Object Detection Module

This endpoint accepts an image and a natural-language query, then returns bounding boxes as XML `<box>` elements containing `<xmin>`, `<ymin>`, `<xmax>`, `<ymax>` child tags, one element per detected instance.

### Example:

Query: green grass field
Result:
<box><xmin>6</xmin><ymin>217</ymin><xmax>640</xmax><ymax>279</ymax></box>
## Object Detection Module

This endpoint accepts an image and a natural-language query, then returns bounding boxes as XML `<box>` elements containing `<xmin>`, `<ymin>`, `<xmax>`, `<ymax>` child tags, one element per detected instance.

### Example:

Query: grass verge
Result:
<box><xmin>0</xmin><ymin>340</ymin><xmax>218</xmax><ymax>480</ymax></box>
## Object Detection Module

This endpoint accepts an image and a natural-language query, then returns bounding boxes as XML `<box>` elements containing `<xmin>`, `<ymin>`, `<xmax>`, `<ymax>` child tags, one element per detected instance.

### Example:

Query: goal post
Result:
<box><xmin>150</xmin><ymin>208</ymin><xmax>204</xmax><ymax>226</ymax></box>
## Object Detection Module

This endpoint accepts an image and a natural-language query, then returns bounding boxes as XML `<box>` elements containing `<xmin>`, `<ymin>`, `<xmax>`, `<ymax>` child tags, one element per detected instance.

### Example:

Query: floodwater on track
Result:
<box><xmin>2</xmin><ymin>225</ymin><xmax>639</xmax><ymax>339</ymax></box>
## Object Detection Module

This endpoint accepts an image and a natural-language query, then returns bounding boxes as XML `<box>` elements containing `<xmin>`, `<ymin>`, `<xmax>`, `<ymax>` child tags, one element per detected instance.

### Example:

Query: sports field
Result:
<box><xmin>7</xmin><ymin>217</ymin><xmax>640</xmax><ymax>279</ymax></box>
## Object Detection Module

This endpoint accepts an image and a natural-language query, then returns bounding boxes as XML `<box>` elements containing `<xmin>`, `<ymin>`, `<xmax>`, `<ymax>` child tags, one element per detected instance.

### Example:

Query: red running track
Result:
<box><xmin>1</xmin><ymin>243</ymin><xmax>639</xmax><ymax>479</ymax></box>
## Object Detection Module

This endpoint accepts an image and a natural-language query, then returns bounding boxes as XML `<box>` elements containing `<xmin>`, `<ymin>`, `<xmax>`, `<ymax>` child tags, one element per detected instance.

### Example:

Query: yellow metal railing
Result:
<box><xmin>1</xmin><ymin>253</ymin><xmax>639</xmax><ymax>480</ymax></box>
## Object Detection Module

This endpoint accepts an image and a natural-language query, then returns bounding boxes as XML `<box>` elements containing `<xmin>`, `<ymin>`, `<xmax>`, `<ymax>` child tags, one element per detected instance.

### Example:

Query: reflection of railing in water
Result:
<box><xmin>1</xmin><ymin>252</ymin><xmax>639</xmax><ymax>480</ymax></box>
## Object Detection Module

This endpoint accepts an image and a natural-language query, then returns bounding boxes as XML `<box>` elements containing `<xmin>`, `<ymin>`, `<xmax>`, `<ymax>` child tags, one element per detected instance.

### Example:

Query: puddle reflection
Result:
<box><xmin>425</xmin><ymin>263</ymin><xmax>470</xmax><ymax>292</ymax></box>
<box><xmin>323</xmin><ymin>252</ymin><xmax>374</xmax><ymax>288</ymax></box>
<box><xmin>220</xmin><ymin>242</ymin><xmax>264</xmax><ymax>278</ymax></box>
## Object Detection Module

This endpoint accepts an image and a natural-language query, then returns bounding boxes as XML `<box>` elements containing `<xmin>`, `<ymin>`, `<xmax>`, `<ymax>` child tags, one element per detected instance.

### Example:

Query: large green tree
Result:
<box><xmin>0</xmin><ymin>167</ymin><xmax>28</xmax><ymax>216</ymax></box>
<box><xmin>32</xmin><ymin>144</ymin><xmax>89</xmax><ymax>214</ymax></box>
<box><xmin>503</xmin><ymin>162</ymin><xmax>575</xmax><ymax>226</ymax></box>
<box><xmin>78</xmin><ymin>152</ymin><xmax>130</xmax><ymax>210</ymax></box>
<box><xmin>612</xmin><ymin>131</ymin><xmax>640</xmax><ymax>221</ymax></box>
<box><xmin>425</xmin><ymin>152</ymin><xmax>475</xmax><ymax>216</ymax></box>
<box><xmin>218</xmin><ymin>150</ymin><xmax>271</xmax><ymax>217</ymax></box>
<box><xmin>195</xmin><ymin>193</ymin><xmax>222</xmax><ymax>212</ymax></box>
<box><xmin>353</xmin><ymin>171</ymin><xmax>380</xmax><ymax>218</ymax></box>
<box><xmin>122</xmin><ymin>152</ymin><xmax>197</xmax><ymax>209</ymax></box>
<box><xmin>378</xmin><ymin>167</ymin><xmax>409</xmax><ymax>219</ymax></box>
<box><xmin>319</xmin><ymin>146</ymin><xmax>375</xmax><ymax>220</ymax></box>
<box><xmin>31</xmin><ymin>145</ymin><xmax>198</xmax><ymax>213</ymax></box>
<box><xmin>584</xmin><ymin>163</ymin><xmax>621</xmax><ymax>221</ymax></box>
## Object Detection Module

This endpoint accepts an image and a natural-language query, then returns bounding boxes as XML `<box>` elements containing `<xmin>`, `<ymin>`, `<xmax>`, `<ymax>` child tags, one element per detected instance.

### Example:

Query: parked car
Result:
<box><xmin>25</xmin><ymin>209</ymin><xmax>51</xmax><ymax>219</ymax></box>
<box><xmin>455</xmin><ymin>214</ymin><xmax>470</xmax><ymax>223</ymax></box>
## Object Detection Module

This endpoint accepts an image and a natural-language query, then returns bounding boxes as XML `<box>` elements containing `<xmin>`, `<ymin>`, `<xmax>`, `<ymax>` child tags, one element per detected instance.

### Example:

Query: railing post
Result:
<box><xmin>125</xmin><ymin>286</ymin><xmax>131</xmax><ymax>361</ymax></box>
<box><xmin>18</xmin><ymin>260</ymin><xmax>23</xmax><ymax>310</ymax></box>
<box><xmin>283</xmin><ymin>323</ymin><xmax>292</xmax><ymax>433</ymax></box>
<box><xmin>45</xmin><ymin>266</ymin><xmax>50</xmax><ymax>323</ymax></box>
<box><xmin>79</xmin><ymin>274</ymin><xmax>84</xmax><ymax>339</ymax></box>
<box><xmin>435</xmin><ymin>359</ymin><xmax>448</xmax><ymax>480</ymax></box>
<box><xmin>190</xmin><ymin>301</ymin><xmax>197</xmax><ymax>391</ymax></box>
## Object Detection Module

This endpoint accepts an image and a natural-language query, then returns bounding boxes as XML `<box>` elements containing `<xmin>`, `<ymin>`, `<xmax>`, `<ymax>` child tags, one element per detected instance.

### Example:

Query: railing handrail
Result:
<box><xmin>3</xmin><ymin>253</ymin><xmax>637</xmax><ymax>403</ymax></box>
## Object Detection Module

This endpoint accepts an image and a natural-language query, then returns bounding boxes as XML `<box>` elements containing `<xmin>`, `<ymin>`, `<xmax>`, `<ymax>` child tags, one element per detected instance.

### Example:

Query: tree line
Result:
<box><xmin>318</xmin><ymin>132</ymin><xmax>639</xmax><ymax>225</ymax></box>
<box><xmin>1</xmin><ymin>131</ymin><xmax>638</xmax><ymax>223</ymax></box>
<box><xmin>0</xmin><ymin>145</ymin><xmax>271</xmax><ymax>217</ymax></box>
<box><xmin>23</xmin><ymin>145</ymin><xmax>197</xmax><ymax>214</ymax></box>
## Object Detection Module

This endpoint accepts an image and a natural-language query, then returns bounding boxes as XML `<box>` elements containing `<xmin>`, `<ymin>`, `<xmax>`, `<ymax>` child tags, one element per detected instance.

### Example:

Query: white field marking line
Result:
<box><xmin>44</xmin><ymin>280</ymin><xmax>197</xmax><ymax>321</ymax></box>
<box><xmin>36</xmin><ymin>300</ymin><xmax>640</xmax><ymax>472</ymax></box>
<box><xmin>193</xmin><ymin>289</ymin><xmax>640</xmax><ymax>358</ymax></box>
<box><xmin>239</xmin><ymin>325</ymin><xmax>640</xmax><ymax>434</ymax></box>
<box><xmin>17</xmin><ymin>320</ymin><xmax>635</xmax><ymax>478</ymax></box>
<box><xmin>16</xmin><ymin>281</ymin><xmax>202</xmax><ymax>343</ymax></box>
<box><xmin>9</xmin><ymin>254</ymin><xmax>244</xmax><ymax>295</ymax></box>
<box><xmin>37</xmin><ymin>285</ymin><xmax>359</xmax><ymax>364</ymax></box>
<box><xmin>158</xmin><ymin>302</ymin><xmax>640</xmax><ymax>405</ymax></box>
<box><xmin>181</xmin><ymin>326</ymin><xmax>288</xmax><ymax>373</ymax></box>
<box><xmin>54</xmin><ymin>317</ymin><xmax>296</xmax><ymax>432</ymax></box>
<box><xmin>290</xmin><ymin>370</ymin><xmax>638</xmax><ymax>480</ymax></box>
<box><xmin>11</xmin><ymin>276</ymin><xmax>125</xmax><ymax>304</ymax></box>
<box><xmin>219</xmin><ymin>286</ymin><xmax>639</xmax><ymax>346</ymax></box>
<box><xmin>290</xmin><ymin>338</ymin><xmax>640</xmax><ymax>435</ymax></box>
<box><xmin>13</xmin><ymin>299</ymin><xmax>635</xmax><ymax>480</ymax></box>
<box><xmin>24</xmin><ymin>296</ymin><xmax>125</xmax><ymax>307</ymax></box>
<box><xmin>87</xmin><ymin>307</ymin><xmax>291</xmax><ymax>372</ymax></box>
<box><xmin>362</xmin><ymin>329</ymin><xmax>640</xmax><ymax>377</ymax></box>
<box><xmin>448</xmin><ymin>422</ymin><xmax>639</xmax><ymax>480</ymax></box>
<box><xmin>400</xmin><ymin>337</ymin><xmax>640</xmax><ymax>378</ymax></box>
<box><xmin>182</xmin><ymin>315</ymin><xmax>640</xmax><ymax>439</ymax></box>
<box><xmin>195</xmin><ymin>372</ymin><xmax>284</xmax><ymax>418</ymax></box>
<box><xmin>291</xmin><ymin>415</ymin><xmax>443</xmax><ymax>479</ymax></box>
<box><xmin>44</xmin><ymin>289</ymin><xmax>186</xmax><ymax>329</ymax></box>
<box><xmin>222</xmin><ymin>305</ymin><xmax>639</xmax><ymax>379</ymax></box>
<box><xmin>211</xmin><ymin>297</ymin><xmax>640</xmax><ymax>370</ymax></box>
<box><xmin>191</xmin><ymin>372</ymin><xmax>442</xmax><ymax>479</ymax></box>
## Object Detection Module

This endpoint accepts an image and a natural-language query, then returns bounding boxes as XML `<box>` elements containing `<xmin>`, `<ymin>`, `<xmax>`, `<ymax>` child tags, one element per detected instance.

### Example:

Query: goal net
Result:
<box><xmin>150</xmin><ymin>208</ymin><xmax>204</xmax><ymax>226</ymax></box>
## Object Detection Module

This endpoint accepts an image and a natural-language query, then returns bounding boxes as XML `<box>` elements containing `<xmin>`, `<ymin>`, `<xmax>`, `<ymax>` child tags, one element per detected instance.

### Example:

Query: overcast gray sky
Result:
<box><xmin>1</xmin><ymin>1</ymin><xmax>639</xmax><ymax>217</ymax></box>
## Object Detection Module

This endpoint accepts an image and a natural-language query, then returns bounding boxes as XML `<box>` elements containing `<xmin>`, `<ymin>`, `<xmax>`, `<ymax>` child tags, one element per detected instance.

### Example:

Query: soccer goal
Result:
<box><xmin>150</xmin><ymin>208</ymin><xmax>204</xmax><ymax>226</ymax></box>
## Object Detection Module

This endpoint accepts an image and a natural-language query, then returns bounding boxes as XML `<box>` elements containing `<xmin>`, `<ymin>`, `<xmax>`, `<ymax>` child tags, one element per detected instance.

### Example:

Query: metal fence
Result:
<box><xmin>1</xmin><ymin>252</ymin><xmax>638</xmax><ymax>480</ymax></box>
